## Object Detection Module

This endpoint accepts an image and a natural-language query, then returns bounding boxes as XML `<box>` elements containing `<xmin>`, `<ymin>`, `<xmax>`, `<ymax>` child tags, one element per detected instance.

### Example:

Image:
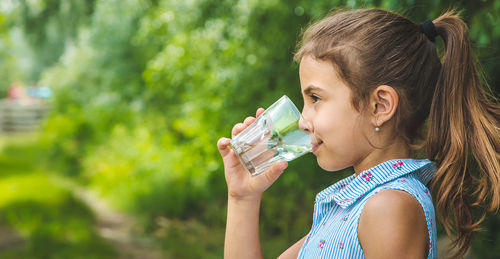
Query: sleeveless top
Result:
<box><xmin>297</xmin><ymin>159</ymin><xmax>437</xmax><ymax>259</ymax></box>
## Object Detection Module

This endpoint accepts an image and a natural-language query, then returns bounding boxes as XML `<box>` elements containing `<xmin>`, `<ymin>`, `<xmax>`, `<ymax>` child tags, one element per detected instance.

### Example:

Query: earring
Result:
<box><xmin>375</xmin><ymin>127</ymin><xmax>380</xmax><ymax>132</ymax></box>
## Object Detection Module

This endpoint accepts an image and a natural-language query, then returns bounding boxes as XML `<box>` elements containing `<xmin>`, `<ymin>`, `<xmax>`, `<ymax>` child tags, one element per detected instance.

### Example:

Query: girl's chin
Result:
<box><xmin>317</xmin><ymin>157</ymin><xmax>350</xmax><ymax>172</ymax></box>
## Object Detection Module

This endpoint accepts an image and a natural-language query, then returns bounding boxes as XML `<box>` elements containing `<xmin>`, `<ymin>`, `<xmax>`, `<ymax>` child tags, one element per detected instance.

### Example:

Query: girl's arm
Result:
<box><xmin>358</xmin><ymin>189</ymin><xmax>429</xmax><ymax>259</ymax></box>
<box><xmin>218</xmin><ymin>108</ymin><xmax>288</xmax><ymax>259</ymax></box>
<box><xmin>224</xmin><ymin>196</ymin><xmax>263</xmax><ymax>258</ymax></box>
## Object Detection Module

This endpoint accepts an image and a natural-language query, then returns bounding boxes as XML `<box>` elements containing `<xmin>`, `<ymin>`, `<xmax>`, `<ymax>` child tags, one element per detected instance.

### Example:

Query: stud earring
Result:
<box><xmin>375</xmin><ymin>127</ymin><xmax>380</xmax><ymax>132</ymax></box>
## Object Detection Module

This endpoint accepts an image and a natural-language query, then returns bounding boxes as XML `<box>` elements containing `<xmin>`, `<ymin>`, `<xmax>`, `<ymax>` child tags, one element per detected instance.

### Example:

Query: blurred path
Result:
<box><xmin>70</xmin><ymin>183</ymin><xmax>163</xmax><ymax>259</ymax></box>
<box><xmin>0</xmin><ymin>225</ymin><xmax>24</xmax><ymax>250</ymax></box>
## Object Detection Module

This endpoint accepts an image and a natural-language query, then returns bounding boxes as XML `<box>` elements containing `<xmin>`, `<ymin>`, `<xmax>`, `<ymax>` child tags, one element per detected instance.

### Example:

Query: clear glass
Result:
<box><xmin>230</xmin><ymin>95</ymin><xmax>313</xmax><ymax>177</ymax></box>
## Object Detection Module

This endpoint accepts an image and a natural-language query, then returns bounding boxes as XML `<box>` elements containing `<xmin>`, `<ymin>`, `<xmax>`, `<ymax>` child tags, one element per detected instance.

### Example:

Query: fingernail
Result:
<box><xmin>218</xmin><ymin>137</ymin><xmax>229</xmax><ymax>144</ymax></box>
<box><xmin>279</xmin><ymin>161</ymin><xmax>288</xmax><ymax>171</ymax></box>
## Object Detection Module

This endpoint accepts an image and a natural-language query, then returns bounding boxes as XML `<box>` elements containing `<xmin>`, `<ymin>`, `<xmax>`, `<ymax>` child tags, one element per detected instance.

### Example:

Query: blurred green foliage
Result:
<box><xmin>0</xmin><ymin>0</ymin><xmax>498</xmax><ymax>258</ymax></box>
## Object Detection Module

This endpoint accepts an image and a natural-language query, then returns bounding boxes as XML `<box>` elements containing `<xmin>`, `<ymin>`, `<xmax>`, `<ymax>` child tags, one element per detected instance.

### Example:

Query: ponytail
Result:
<box><xmin>427</xmin><ymin>10</ymin><xmax>500</xmax><ymax>258</ymax></box>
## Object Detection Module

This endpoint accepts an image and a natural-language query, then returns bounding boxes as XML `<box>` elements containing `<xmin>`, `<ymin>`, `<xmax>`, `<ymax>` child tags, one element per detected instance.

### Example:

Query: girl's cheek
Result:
<box><xmin>313</xmin><ymin>102</ymin><xmax>321</xmax><ymax>112</ymax></box>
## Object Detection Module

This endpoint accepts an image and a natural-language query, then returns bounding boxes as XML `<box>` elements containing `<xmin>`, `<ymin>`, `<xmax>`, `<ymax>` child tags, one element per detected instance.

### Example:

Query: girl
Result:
<box><xmin>217</xmin><ymin>8</ymin><xmax>499</xmax><ymax>259</ymax></box>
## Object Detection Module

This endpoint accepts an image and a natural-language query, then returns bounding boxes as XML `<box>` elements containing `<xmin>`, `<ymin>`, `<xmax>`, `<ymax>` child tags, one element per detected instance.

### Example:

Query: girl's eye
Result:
<box><xmin>310</xmin><ymin>94</ymin><xmax>320</xmax><ymax>103</ymax></box>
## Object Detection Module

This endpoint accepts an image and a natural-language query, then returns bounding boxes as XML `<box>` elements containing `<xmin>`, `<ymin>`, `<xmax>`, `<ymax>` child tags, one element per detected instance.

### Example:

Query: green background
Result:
<box><xmin>0</xmin><ymin>0</ymin><xmax>498</xmax><ymax>258</ymax></box>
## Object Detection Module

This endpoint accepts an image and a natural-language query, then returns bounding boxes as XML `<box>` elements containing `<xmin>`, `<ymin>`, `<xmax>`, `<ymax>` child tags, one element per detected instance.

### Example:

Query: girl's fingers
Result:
<box><xmin>231</xmin><ymin>123</ymin><xmax>246</xmax><ymax>138</ymax></box>
<box><xmin>217</xmin><ymin>137</ymin><xmax>231</xmax><ymax>158</ymax></box>
<box><xmin>232</xmin><ymin>109</ymin><xmax>264</xmax><ymax>138</ymax></box>
<box><xmin>256</xmin><ymin>108</ymin><xmax>265</xmax><ymax>118</ymax></box>
<box><xmin>243</xmin><ymin>116</ymin><xmax>256</xmax><ymax>126</ymax></box>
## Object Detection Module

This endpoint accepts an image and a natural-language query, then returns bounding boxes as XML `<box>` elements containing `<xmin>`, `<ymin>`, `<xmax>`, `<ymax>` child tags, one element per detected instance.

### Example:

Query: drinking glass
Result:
<box><xmin>230</xmin><ymin>95</ymin><xmax>313</xmax><ymax>177</ymax></box>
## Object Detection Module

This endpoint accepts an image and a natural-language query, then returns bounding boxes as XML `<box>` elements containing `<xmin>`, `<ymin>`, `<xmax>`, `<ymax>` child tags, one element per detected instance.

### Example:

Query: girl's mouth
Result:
<box><xmin>312</xmin><ymin>141</ymin><xmax>323</xmax><ymax>153</ymax></box>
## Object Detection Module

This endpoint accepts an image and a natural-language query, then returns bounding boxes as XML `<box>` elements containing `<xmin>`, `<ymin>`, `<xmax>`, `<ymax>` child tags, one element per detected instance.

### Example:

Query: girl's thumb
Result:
<box><xmin>217</xmin><ymin>137</ymin><xmax>231</xmax><ymax>158</ymax></box>
<box><xmin>262</xmin><ymin>161</ymin><xmax>288</xmax><ymax>183</ymax></box>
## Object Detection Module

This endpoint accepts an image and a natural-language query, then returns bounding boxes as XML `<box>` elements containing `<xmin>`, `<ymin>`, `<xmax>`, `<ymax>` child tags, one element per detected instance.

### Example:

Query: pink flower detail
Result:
<box><xmin>392</xmin><ymin>161</ymin><xmax>404</xmax><ymax>169</ymax></box>
<box><xmin>318</xmin><ymin>240</ymin><xmax>325</xmax><ymax>248</ymax></box>
<box><xmin>429</xmin><ymin>242</ymin><xmax>433</xmax><ymax>248</ymax></box>
<box><xmin>341</xmin><ymin>215</ymin><xmax>348</xmax><ymax>221</ymax></box>
<box><xmin>399</xmin><ymin>179</ymin><xmax>407</xmax><ymax>183</ymax></box>
<box><xmin>339</xmin><ymin>241</ymin><xmax>344</xmax><ymax>249</ymax></box>
<box><xmin>425</xmin><ymin>190</ymin><xmax>429</xmax><ymax>195</ymax></box>
<box><xmin>361</xmin><ymin>172</ymin><xmax>374</xmax><ymax>182</ymax></box>
<box><xmin>340</xmin><ymin>198</ymin><xmax>349</xmax><ymax>203</ymax></box>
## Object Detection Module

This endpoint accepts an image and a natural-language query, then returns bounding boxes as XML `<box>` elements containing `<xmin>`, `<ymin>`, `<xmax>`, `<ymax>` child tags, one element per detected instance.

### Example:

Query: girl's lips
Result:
<box><xmin>312</xmin><ymin>141</ymin><xmax>323</xmax><ymax>153</ymax></box>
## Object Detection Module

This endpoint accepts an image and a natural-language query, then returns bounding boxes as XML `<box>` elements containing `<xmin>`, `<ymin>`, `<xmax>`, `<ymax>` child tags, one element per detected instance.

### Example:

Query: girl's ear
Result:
<box><xmin>370</xmin><ymin>85</ymin><xmax>399</xmax><ymax>127</ymax></box>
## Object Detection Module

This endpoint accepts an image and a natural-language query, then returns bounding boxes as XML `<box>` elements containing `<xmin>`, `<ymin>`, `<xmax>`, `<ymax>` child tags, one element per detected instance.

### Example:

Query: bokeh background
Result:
<box><xmin>0</xmin><ymin>0</ymin><xmax>498</xmax><ymax>258</ymax></box>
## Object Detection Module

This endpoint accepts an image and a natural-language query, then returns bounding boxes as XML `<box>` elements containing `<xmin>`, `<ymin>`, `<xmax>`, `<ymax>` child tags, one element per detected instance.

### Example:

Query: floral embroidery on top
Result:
<box><xmin>340</xmin><ymin>198</ymin><xmax>350</xmax><ymax>203</ymax></box>
<box><xmin>361</xmin><ymin>172</ymin><xmax>373</xmax><ymax>182</ymax></box>
<box><xmin>339</xmin><ymin>241</ymin><xmax>344</xmax><ymax>249</ymax></box>
<box><xmin>392</xmin><ymin>160</ymin><xmax>404</xmax><ymax>170</ymax></box>
<box><xmin>341</xmin><ymin>215</ymin><xmax>348</xmax><ymax>221</ymax></box>
<box><xmin>399</xmin><ymin>179</ymin><xmax>407</xmax><ymax>183</ymax></box>
<box><xmin>318</xmin><ymin>240</ymin><xmax>325</xmax><ymax>248</ymax></box>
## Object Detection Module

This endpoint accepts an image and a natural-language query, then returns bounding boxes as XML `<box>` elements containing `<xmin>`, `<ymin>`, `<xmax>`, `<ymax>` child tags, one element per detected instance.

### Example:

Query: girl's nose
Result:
<box><xmin>299</xmin><ymin>115</ymin><xmax>312</xmax><ymax>133</ymax></box>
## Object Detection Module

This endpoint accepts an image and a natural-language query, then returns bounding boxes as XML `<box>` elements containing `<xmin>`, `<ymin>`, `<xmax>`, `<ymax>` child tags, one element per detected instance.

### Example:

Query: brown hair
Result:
<box><xmin>295</xmin><ymin>8</ymin><xmax>500</xmax><ymax>258</ymax></box>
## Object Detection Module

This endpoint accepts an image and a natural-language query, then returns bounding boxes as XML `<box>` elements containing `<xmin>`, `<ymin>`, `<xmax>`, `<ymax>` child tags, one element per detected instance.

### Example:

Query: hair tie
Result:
<box><xmin>421</xmin><ymin>19</ymin><xmax>438</xmax><ymax>42</ymax></box>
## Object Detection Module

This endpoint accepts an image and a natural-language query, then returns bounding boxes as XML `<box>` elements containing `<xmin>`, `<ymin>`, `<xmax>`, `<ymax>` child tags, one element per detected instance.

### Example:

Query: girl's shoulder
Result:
<box><xmin>358</xmin><ymin>187</ymin><xmax>431</xmax><ymax>258</ymax></box>
<box><xmin>362</xmin><ymin>185</ymin><xmax>428</xmax><ymax>217</ymax></box>
<box><xmin>356</xmin><ymin>175</ymin><xmax>437</xmax><ymax>258</ymax></box>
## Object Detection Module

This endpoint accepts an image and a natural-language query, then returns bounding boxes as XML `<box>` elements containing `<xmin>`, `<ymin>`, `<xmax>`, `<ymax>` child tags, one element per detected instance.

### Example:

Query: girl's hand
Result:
<box><xmin>217</xmin><ymin>108</ymin><xmax>288</xmax><ymax>200</ymax></box>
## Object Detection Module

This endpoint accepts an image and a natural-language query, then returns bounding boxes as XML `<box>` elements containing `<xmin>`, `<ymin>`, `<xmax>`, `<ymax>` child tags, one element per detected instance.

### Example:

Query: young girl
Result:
<box><xmin>217</xmin><ymin>8</ymin><xmax>499</xmax><ymax>259</ymax></box>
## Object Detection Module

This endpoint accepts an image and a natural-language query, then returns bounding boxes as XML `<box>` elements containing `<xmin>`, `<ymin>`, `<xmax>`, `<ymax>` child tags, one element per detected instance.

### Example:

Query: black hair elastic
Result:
<box><xmin>421</xmin><ymin>19</ymin><xmax>438</xmax><ymax>42</ymax></box>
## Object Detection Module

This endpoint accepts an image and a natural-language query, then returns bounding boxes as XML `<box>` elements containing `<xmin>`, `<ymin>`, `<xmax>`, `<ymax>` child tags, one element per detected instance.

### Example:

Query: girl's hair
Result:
<box><xmin>295</xmin><ymin>8</ymin><xmax>500</xmax><ymax>258</ymax></box>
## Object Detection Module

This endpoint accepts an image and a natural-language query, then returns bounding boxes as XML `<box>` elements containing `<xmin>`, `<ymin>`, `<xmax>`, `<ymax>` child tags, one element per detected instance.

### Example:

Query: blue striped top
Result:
<box><xmin>297</xmin><ymin>159</ymin><xmax>437</xmax><ymax>259</ymax></box>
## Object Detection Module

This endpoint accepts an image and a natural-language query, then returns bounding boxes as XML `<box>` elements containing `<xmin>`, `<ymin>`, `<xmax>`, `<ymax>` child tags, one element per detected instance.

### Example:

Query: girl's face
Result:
<box><xmin>299</xmin><ymin>55</ymin><xmax>372</xmax><ymax>172</ymax></box>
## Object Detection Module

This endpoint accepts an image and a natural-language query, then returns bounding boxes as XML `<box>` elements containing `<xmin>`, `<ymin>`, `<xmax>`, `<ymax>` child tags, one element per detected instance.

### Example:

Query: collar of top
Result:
<box><xmin>315</xmin><ymin>159</ymin><xmax>436</xmax><ymax>209</ymax></box>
